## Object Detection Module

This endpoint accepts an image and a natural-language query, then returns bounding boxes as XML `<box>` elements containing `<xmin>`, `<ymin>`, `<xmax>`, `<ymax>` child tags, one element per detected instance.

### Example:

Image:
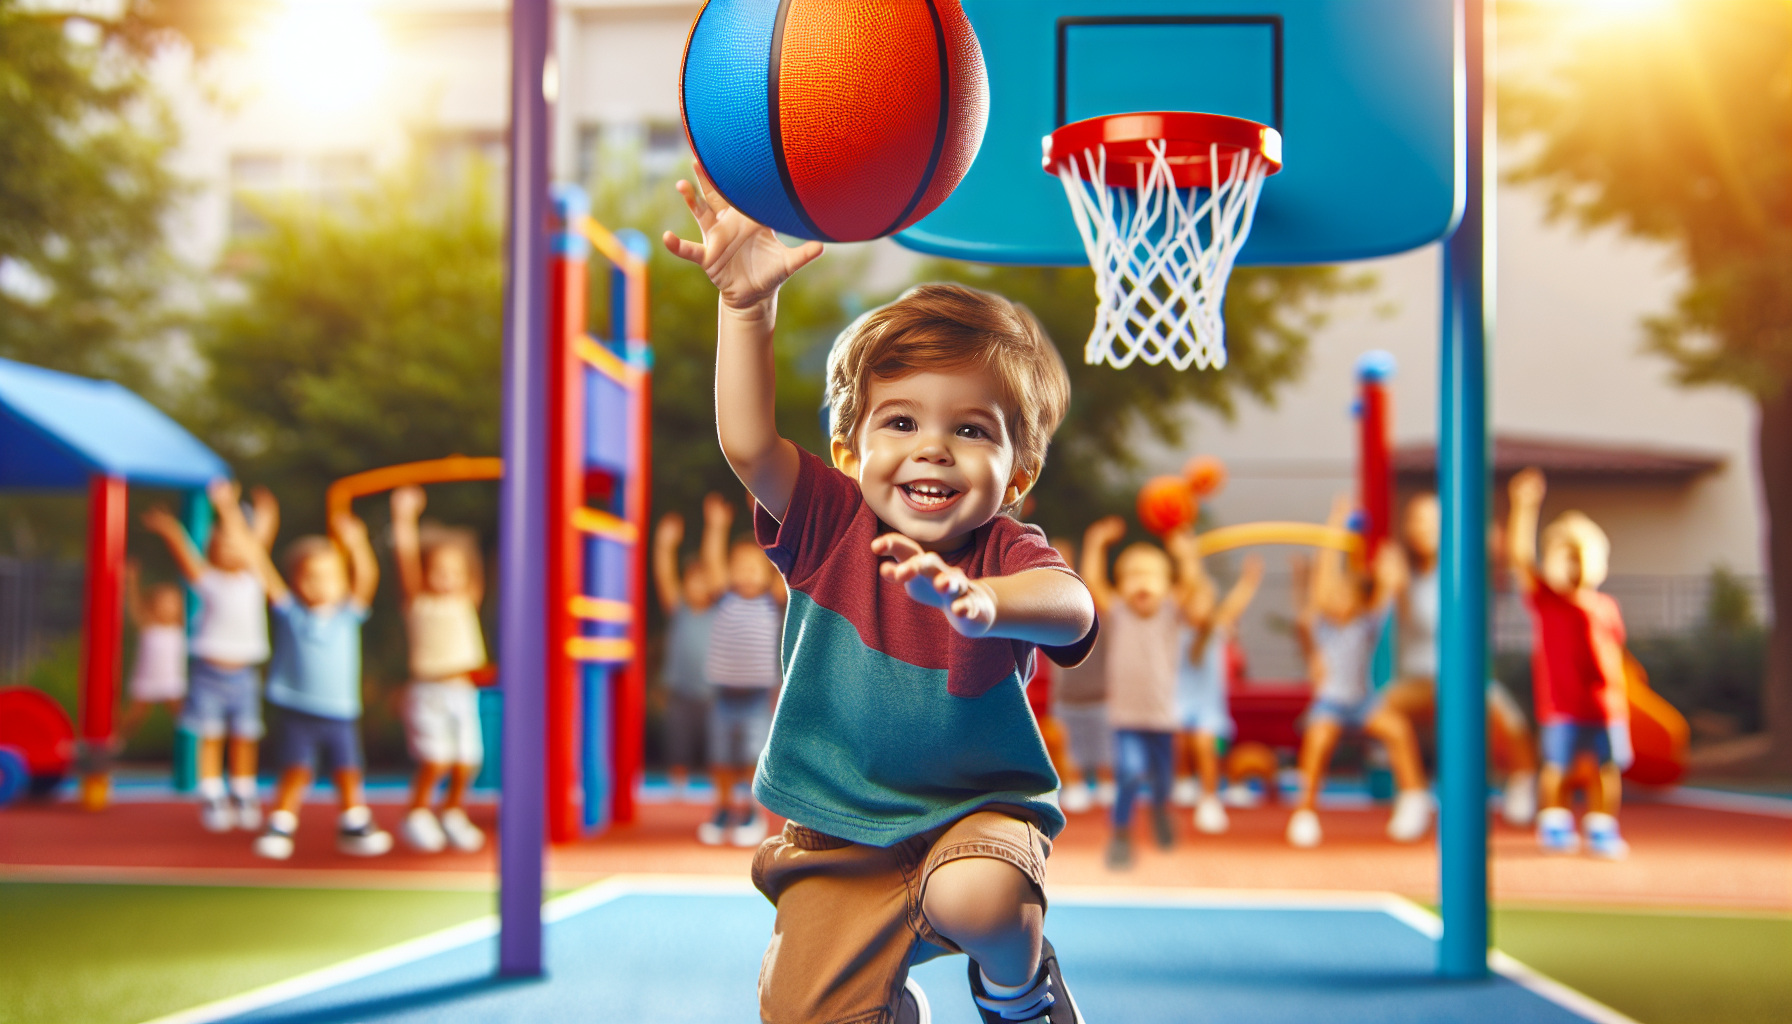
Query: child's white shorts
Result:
<box><xmin>403</xmin><ymin>679</ymin><xmax>483</xmax><ymax>767</ymax></box>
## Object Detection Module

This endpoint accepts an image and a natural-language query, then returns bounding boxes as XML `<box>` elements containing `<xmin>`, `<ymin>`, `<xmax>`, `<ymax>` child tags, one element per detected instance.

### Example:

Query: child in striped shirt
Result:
<box><xmin>699</xmin><ymin>528</ymin><xmax>786</xmax><ymax>847</ymax></box>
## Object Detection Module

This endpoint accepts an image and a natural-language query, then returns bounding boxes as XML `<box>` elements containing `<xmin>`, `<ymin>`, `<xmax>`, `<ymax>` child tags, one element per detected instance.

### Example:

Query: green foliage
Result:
<box><xmin>0</xmin><ymin>0</ymin><xmax>181</xmax><ymax>384</ymax></box>
<box><xmin>1631</xmin><ymin>568</ymin><xmax>1768</xmax><ymax>734</ymax></box>
<box><xmin>1501</xmin><ymin>0</ymin><xmax>1792</xmax><ymax>396</ymax></box>
<box><xmin>916</xmin><ymin>260</ymin><xmax>1369</xmax><ymax>539</ymax></box>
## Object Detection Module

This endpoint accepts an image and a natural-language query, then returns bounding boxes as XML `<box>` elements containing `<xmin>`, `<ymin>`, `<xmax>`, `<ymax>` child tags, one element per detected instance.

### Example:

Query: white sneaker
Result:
<box><xmin>1387</xmin><ymin>790</ymin><xmax>1435</xmax><ymax>843</ymax></box>
<box><xmin>1287</xmin><ymin>809</ymin><xmax>1323</xmax><ymax>848</ymax></box>
<box><xmin>1060</xmin><ymin>783</ymin><xmax>1093</xmax><ymax>814</ymax></box>
<box><xmin>697</xmin><ymin>808</ymin><xmax>730</xmax><ymax>846</ymax></box>
<box><xmin>400</xmin><ymin>807</ymin><xmax>448</xmax><ymax>853</ymax></box>
<box><xmin>1537</xmin><ymin>807</ymin><xmax>1581</xmax><ymax>854</ymax></box>
<box><xmin>1220</xmin><ymin>783</ymin><xmax>1261</xmax><ymax>808</ymax></box>
<box><xmin>897</xmin><ymin>976</ymin><xmax>931</xmax><ymax>1024</ymax></box>
<box><xmin>253</xmin><ymin>810</ymin><xmax>298</xmax><ymax>860</ymax></box>
<box><xmin>337</xmin><ymin>807</ymin><xmax>394</xmax><ymax>857</ymax></box>
<box><xmin>1172</xmin><ymin>777</ymin><xmax>1200</xmax><ymax>807</ymax></box>
<box><xmin>1095</xmin><ymin>780</ymin><xmax>1117</xmax><ymax>807</ymax></box>
<box><xmin>731</xmin><ymin>807</ymin><xmax>768</xmax><ymax>847</ymax></box>
<box><xmin>232</xmin><ymin>796</ymin><xmax>262</xmax><ymax>832</ymax></box>
<box><xmin>1582</xmin><ymin>812</ymin><xmax>1630</xmax><ymax>860</ymax></box>
<box><xmin>1502</xmin><ymin>772</ymin><xmax>1538</xmax><ymax>827</ymax></box>
<box><xmin>439</xmin><ymin>807</ymin><xmax>486</xmax><ymax>852</ymax></box>
<box><xmin>1194</xmin><ymin>795</ymin><xmax>1230</xmax><ymax>834</ymax></box>
<box><xmin>200</xmin><ymin>795</ymin><xmax>233</xmax><ymax>833</ymax></box>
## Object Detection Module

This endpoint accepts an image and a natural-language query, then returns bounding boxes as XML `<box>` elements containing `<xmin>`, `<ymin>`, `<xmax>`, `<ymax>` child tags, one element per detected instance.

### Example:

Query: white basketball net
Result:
<box><xmin>1055</xmin><ymin>139</ymin><xmax>1271</xmax><ymax>371</ymax></box>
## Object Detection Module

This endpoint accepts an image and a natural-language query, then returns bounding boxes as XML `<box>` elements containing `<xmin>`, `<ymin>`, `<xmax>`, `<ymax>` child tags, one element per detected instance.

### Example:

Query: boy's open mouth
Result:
<box><xmin>899</xmin><ymin>480</ymin><xmax>962</xmax><ymax>513</ymax></box>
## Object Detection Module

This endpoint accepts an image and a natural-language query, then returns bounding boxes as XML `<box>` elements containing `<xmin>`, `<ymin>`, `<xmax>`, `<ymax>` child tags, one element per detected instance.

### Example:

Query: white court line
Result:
<box><xmin>142</xmin><ymin>876</ymin><xmax>1634</xmax><ymax>1024</ymax></box>
<box><xmin>1655</xmin><ymin>785</ymin><xmax>1792</xmax><ymax>818</ymax></box>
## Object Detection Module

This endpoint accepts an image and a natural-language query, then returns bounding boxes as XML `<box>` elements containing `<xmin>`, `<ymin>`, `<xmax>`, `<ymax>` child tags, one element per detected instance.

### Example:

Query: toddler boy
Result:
<box><xmin>1048</xmin><ymin>537</ymin><xmax>1112</xmax><ymax>815</ymax></box>
<box><xmin>700</xmin><ymin>526</ymin><xmax>786</xmax><ymax>847</ymax></box>
<box><xmin>248</xmin><ymin>512</ymin><xmax>392</xmax><ymax>859</ymax></box>
<box><xmin>666</xmin><ymin>169</ymin><xmax>1098</xmax><ymax>1024</ymax></box>
<box><xmin>652</xmin><ymin>494</ymin><xmax>730</xmax><ymax>803</ymax></box>
<box><xmin>1176</xmin><ymin>551</ymin><xmax>1263</xmax><ymax>835</ymax></box>
<box><xmin>1508</xmin><ymin>468</ymin><xmax>1631</xmax><ymax>859</ymax></box>
<box><xmin>143</xmin><ymin>481</ymin><xmax>276</xmax><ymax>833</ymax></box>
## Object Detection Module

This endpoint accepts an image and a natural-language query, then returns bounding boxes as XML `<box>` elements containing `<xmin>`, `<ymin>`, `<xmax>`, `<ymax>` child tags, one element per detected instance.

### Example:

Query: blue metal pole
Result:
<box><xmin>1438</xmin><ymin>0</ymin><xmax>1491</xmax><ymax>980</ymax></box>
<box><xmin>498</xmin><ymin>0</ymin><xmax>554</xmax><ymax>979</ymax></box>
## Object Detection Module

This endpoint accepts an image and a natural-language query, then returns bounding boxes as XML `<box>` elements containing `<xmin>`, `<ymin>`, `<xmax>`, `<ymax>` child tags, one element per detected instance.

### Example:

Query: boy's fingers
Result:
<box><xmin>871</xmin><ymin>533</ymin><xmax>924</xmax><ymax>561</ymax></box>
<box><xmin>662</xmin><ymin>231</ymin><xmax>705</xmax><ymax>264</ymax></box>
<box><xmin>692</xmin><ymin>164</ymin><xmax>729</xmax><ymax>211</ymax></box>
<box><xmin>785</xmin><ymin>240</ymin><xmax>825</xmax><ymax>274</ymax></box>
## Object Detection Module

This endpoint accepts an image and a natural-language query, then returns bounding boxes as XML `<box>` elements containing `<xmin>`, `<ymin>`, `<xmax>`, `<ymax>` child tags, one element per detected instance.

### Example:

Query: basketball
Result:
<box><xmin>1137</xmin><ymin>476</ymin><xmax>1197</xmax><ymax>537</ymax></box>
<box><xmin>678</xmin><ymin>0</ymin><xmax>988</xmax><ymax>243</ymax></box>
<box><xmin>1184</xmin><ymin>454</ymin><xmax>1229</xmax><ymax>498</ymax></box>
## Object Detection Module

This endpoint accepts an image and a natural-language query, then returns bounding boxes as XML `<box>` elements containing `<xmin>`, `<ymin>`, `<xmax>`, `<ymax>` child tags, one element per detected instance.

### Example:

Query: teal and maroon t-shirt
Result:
<box><xmin>752</xmin><ymin>446</ymin><xmax>1097</xmax><ymax>846</ymax></box>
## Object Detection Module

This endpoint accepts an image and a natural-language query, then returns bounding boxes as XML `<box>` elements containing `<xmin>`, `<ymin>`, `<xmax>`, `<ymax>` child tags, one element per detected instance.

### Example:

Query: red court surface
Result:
<box><xmin>4</xmin><ymin>796</ymin><xmax>1786</xmax><ymax>912</ymax></box>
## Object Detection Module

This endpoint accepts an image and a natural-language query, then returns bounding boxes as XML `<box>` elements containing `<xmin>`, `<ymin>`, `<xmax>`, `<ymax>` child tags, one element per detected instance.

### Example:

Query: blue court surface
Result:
<box><xmin>147</xmin><ymin>877</ymin><xmax>1629</xmax><ymax>1024</ymax></box>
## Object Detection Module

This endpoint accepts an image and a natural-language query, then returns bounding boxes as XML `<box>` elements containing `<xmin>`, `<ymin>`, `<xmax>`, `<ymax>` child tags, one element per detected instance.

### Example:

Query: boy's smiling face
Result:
<box><xmin>832</xmin><ymin>366</ymin><xmax>1032</xmax><ymax>552</ymax></box>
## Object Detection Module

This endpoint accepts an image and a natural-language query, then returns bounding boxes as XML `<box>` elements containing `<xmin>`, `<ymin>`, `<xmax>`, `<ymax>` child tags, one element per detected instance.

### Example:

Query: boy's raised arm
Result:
<box><xmin>652</xmin><ymin>512</ymin><xmax>686</xmax><ymax>615</ymax></box>
<box><xmin>124</xmin><ymin>558</ymin><xmax>148</xmax><ymax>626</ymax></box>
<box><xmin>142</xmin><ymin>505</ymin><xmax>207</xmax><ymax>584</ymax></box>
<box><xmin>663</xmin><ymin>166</ymin><xmax>821</xmax><ymax>521</ymax></box>
<box><xmin>1215</xmin><ymin>554</ymin><xmax>1265</xmax><ymax>632</ymax></box>
<box><xmin>334</xmin><ymin>512</ymin><xmax>379</xmax><ymax>607</ymax></box>
<box><xmin>1312</xmin><ymin>495</ymin><xmax>1353</xmax><ymax>619</ymax></box>
<box><xmin>876</xmin><ymin>531</ymin><xmax>1095</xmax><ymax>645</ymax></box>
<box><xmin>1166</xmin><ymin>527</ymin><xmax>1216</xmax><ymax>625</ymax></box>
<box><xmin>390</xmin><ymin>486</ymin><xmax>426</xmax><ymax>604</ymax></box>
<box><xmin>1079</xmin><ymin>516</ymin><xmax>1125</xmax><ymax>615</ymax></box>
<box><xmin>1507</xmin><ymin>468</ymin><xmax>1545</xmax><ymax>594</ymax></box>
<box><xmin>701</xmin><ymin>493</ymin><xmax>733</xmax><ymax>594</ymax></box>
<box><xmin>211</xmin><ymin>481</ymin><xmax>290</xmax><ymax>604</ymax></box>
<box><xmin>249</xmin><ymin>487</ymin><xmax>280</xmax><ymax>552</ymax></box>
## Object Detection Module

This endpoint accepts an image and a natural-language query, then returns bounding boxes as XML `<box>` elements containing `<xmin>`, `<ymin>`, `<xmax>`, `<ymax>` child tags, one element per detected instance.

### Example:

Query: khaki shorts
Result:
<box><xmin>751</xmin><ymin>808</ymin><xmax>1051</xmax><ymax>1024</ymax></box>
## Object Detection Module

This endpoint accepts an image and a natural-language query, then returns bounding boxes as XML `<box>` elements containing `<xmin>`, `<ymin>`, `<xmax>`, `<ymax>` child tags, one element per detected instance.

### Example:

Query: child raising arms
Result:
<box><xmin>666</xmin><ymin>168</ymin><xmax>1097</xmax><ymax>1024</ymax></box>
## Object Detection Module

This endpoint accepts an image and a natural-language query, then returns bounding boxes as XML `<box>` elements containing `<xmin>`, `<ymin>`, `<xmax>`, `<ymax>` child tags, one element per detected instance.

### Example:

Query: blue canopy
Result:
<box><xmin>0</xmin><ymin>358</ymin><xmax>229</xmax><ymax>490</ymax></box>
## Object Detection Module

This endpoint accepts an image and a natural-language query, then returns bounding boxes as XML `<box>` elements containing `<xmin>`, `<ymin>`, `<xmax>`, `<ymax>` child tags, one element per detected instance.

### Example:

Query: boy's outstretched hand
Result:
<box><xmin>873</xmin><ymin>533</ymin><xmax>997</xmax><ymax>638</ymax></box>
<box><xmin>662</xmin><ymin>163</ymin><xmax>823</xmax><ymax>312</ymax></box>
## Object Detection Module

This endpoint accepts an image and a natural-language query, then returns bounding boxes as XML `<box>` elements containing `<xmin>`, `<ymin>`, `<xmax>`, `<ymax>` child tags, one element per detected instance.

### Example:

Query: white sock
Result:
<box><xmin>339</xmin><ymin>805</ymin><xmax>372</xmax><ymax>830</ymax></box>
<box><xmin>979</xmin><ymin>970</ymin><xmax>1028</xmax><ymax>1000</ymax></box>
<box><xmin>198</xmin><ymin>777</ymin><xmax>225</xmax><ymax>800</ymax></box>
<box><xmin>230</xmin><ymin>776</ymin><xmax>259</xmax><ymax>799</ymax></box>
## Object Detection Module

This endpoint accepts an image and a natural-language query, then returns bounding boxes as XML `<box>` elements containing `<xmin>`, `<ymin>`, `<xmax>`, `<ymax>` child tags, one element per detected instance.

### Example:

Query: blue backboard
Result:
<box><xmin>896</xmin><ymin>0</ymin><xmax>1462</xmax><ymax>266</ymax></box>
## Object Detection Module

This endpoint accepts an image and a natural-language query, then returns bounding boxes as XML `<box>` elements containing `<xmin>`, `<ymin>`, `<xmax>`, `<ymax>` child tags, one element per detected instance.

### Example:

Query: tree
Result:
<box><xmin>1500</xmin><ymin>0</ymin><xmax>1792</xmax><ymax>765</ymax></box>
<box><xmin>0</xmin><ymin>0</ymin><xmax>181</xmax><ymax>384</ymax></box>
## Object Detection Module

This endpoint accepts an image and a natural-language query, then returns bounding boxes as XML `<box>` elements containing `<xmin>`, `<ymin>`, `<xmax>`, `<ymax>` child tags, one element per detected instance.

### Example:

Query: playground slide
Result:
<box><xmin>1621</xmin><ymin>651</ymin><xmax>1691</xmax><ymax>786</ymax></box>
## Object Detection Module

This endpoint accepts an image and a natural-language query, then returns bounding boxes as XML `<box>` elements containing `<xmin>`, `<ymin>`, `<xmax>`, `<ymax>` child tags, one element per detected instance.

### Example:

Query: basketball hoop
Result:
<box><xmin>1044</xmin><ymin>112</ymin><xmax>1283</xmax><ymax>371</ymax></box>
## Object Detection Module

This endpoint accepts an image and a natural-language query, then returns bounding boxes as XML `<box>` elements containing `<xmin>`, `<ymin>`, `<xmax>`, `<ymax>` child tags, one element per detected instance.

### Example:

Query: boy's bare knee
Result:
<box><xmin>922</xmin><ymin>856</ymin><xmax>1040</xmax><ymax>945</ymax></box>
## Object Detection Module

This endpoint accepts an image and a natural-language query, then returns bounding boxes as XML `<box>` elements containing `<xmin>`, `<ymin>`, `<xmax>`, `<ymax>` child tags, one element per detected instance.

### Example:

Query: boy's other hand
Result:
<box><xmin>655</xmin><ymin>512</ymin><xmax>685</xmax><ymax>549</ymax></box>
<box><xmin>208</xmin><ymin>478</ymin><xmax>241</xmax><ymax>507</ymax></box>
<box><xmin>703</xmin><ymin>491</ymin><xmax>734</xmax><ymax>527</ymax></box>
<box><xmin>331</xmin><ymin>512</ymin><xmax>369</xmax><ymax>545</ymax></box>
<box><xmin>1510</xmin><ymin>467</ymin><xmax>1546</xmax><ymax>506</ymax></box>
<box><xmin>662</xmin><ymin>163</ymin><xmax>823</xmax><ymax>313</ymax></box>
<box><xmin>391</xmin><ymin>485</ymin><xmax>426</xmax><ymax>521</ymax></box>
<box><xmin>141</xmin><ymin>506</ymin><xmax>180</xmax><ymax>534</ymax></box>
<box><xmin>1085</xmin><ymin>515</ymin><xmax>1127</xmax><ymax>547</ymax></box>
<box><xmin>873</xmin><ymin>533</ymin><xmax>997</xmax><ymax>637</ymax></box>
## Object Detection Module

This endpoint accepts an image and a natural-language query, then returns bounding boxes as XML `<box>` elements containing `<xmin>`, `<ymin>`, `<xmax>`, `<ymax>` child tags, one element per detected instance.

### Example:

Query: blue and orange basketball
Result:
<box><xmin>679</xmin><ymin>0</ymin><xmax>988</xmax><ymax>243</ymax></box>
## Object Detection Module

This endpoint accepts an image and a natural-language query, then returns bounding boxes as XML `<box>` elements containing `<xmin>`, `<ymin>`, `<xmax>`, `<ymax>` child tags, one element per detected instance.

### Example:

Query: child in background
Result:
<box><xmin>1507</xmin><ymin>468</ymin><xmax>1631</xmax><ymax>859</ymax></box>
<box><xmin>668</xmin><ymin>167</ymin><xmax>1098</xmax><ymax>1024</ymax></box>
<box><xmin>1175</xmin><ymin>551</ymin><xmax>1263</xmax><ymax>835</ymax></box>
<box><xmin>391</xmin><ymin>485</ymin><xmax>489</xmax><ymax>854</ymax></box>
<box><xmin>1286</xmin><ymin>496</ymin><xmax>1412</xmax><ymax>849</ymax></box>
<box><xmin>1050</xmin><ymin>537</ymin><xmax>1112</xmax><ymax>815</ymax></box>
<box><xmin>246</xmin><ymin>512</ymin><xmax>392</xmax><ymax>859</ymax></box>
<box><xmin>652</xmin><ymin>493</ymin><xmax>731</xmax><ymax>803</ymax></box>
<box><xmin>143</xmin><ymin>481</ymin><xmax>276</xmax><ymax>833</ymax></box>
<box><xmin>699</xmin><ymin>518</ymin><xmax>786</xmax><ymax>848</ymax></box>
<box><xmin>117</xmin><ymin>560</ymin><xmax>187</xmax><ymax>741</ymax></box>
<box><xmin>1082</xmin><ymin>516</ymin><xmax>1207</xmax><ymax>870</ymax></box>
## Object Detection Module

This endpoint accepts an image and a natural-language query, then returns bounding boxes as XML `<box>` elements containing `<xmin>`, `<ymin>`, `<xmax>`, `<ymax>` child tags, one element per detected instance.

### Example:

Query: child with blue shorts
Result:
<box><xmin>1174</xmin><ymin>550</ymin><xmax>1262</xmax><ymax>835</ymax></box>
<box><xmin>246</xmin><ymin>509</ymin><xmax>391</xmax><ymax>860</ymax></box>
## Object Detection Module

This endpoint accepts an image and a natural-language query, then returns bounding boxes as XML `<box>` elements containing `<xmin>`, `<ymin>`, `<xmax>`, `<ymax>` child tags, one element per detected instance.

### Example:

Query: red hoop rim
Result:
<box><xmin>1042</xmin><ymin>111</ymin><xmax>1284</xmax><ymax>190</ymax></box>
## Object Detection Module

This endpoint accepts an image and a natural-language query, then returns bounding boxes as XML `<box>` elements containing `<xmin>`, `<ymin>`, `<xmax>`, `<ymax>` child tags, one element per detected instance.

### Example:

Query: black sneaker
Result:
<box><xmin>1152</xmin><ymin>804</ymin><xmax>1174</xmax><ymax>850</ymax></box>
<box><xmin>696</xmin><ymin>807</ymin><xmax>731</xmax><ymax>846</ymax></box>
<box><xmin>967</xmin><ymin>939</ymin><xmax>1080</xmax><ymax>1023</ymax></box>
<box><xmin>337</xmin><ymin>815</ymin><xmax>394</xmax><ymax>857</ymax></box>
<box><xmin>896</xmin><ymin>976</ymin><xmax>932</xmax><ymax>1024</ymax></box>
<box><xmin>1105</xmin><ymin>833</ymin><xmax>1133</xmax><ymax>870</ymax></box>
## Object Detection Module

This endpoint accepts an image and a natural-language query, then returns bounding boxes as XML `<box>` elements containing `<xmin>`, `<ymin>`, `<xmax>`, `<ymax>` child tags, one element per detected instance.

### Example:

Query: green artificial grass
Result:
<box><xmin>0</xmin><ymin>882</ymin><xmax>493</xmax><ymax>1024</ymax></box>
<box><xmin>1494</xmin><ymin>905</ymin><xmax>1792</xmax><ymax>1024</ymax></box>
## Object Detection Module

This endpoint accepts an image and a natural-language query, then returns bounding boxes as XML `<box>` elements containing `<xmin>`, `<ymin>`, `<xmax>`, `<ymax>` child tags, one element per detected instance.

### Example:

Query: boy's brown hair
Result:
<box><xmin>283</xmin><ymin>535</ymin><xmax>342</xmax><ymax>578</ymax></box>
<box><xmin>420</xmin><ymin>523</ymin><xmax>485</xmax><ymax>590</ymax></box>
<box><xmin>825</xmin><ymin>283</ymin><xmax>1070</xmax><ymax>503</ymax></box>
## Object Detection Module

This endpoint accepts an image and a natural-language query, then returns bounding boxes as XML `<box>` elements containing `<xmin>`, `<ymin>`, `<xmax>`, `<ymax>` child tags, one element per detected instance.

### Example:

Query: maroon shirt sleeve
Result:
<box><xmin>982</xmin><ymin>518</ymin><xmax>1100</xmax><ymax>669</ymax></box>
<box><xmin>754</xmin><ymin>445</ymin><xmax>863</xmax><ymax>587</ymax></box>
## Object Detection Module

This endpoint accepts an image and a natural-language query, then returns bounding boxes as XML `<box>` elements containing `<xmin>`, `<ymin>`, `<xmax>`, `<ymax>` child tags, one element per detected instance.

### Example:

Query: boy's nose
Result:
<box><xmin>910</xmin><ymin>438</ymin><xmax>953</xmax><ymax>463</ymax></box>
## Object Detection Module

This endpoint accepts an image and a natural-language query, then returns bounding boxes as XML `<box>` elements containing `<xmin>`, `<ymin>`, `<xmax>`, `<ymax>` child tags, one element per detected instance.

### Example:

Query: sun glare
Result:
<box><xmin>1549</xmin><ymin>0</ymin><xmax>1678</xmax><ymax>29</ymax></box>
<box><xmin>251</xmin><ymin>0</ymin><xmax>390</xmax><ymax>116</ymax></box>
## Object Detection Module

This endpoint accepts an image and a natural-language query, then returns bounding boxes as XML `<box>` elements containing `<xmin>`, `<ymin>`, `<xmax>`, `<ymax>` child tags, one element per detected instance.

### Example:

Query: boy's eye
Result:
<box><xmin>956</xmin><ymin>424</ymin><xmax>988</xmax><ymax>440</ymax></box>
<box><xmin>886</xmin><ymin>416</ymin><xmax>915</xmax><ymax>432</ymax></box>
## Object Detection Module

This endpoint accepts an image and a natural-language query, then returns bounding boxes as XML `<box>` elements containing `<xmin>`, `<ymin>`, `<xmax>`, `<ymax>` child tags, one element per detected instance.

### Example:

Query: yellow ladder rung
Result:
<box><xmin>570</xmin><ymin>596</ymin><xmax>632</xmax><ymax>623</ymax></box>
<box><xmin>572</xmin><ymin>507</ymin><xmax>638</xmax><ymax>544</ymax></box>
<box><xmin>567</xmin><ymin>637</ymin><xmax>635</xmax><ymax>663</ymax></box>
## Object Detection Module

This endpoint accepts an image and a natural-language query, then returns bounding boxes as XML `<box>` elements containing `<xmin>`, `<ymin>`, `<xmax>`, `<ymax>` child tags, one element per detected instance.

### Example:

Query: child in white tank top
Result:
<box><xmin>391</xmin><ymin>485</ymin><xmax>490</xmax><ymax>855</ymax></box>
<box><xmin>118</xmin><ymin>560</ymin><xmax>189</xmax><ymax>740</ymax></box>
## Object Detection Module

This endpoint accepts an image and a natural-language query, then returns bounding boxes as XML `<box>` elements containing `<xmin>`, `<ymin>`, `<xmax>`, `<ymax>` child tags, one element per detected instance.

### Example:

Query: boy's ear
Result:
<box><xmin>829</xmin><ymin>437</ymin><xmax>859</xmax><ymax>478</ymax></box>
<box><xmin>1003</xmin><ymin>463</ymin><xmax>1038</xmax><ymax>508</ymax></box>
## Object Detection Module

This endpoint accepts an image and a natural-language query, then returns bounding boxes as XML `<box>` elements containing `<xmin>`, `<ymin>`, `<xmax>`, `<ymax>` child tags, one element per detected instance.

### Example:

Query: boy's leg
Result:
<box><xmin>255</xmin><ymin>716</ymin><xmax>308</xmax><ymax>860</ymax></box>
<box><xmin>409</xmin><ymin>763</ymin><xmax>448</xmax><ymax>811</ymax></box>
<box><xmin>1193</xmin><ymin>731</ymin><xmax>1221</xmax><ymax>796</ymax></box>
<box><xmin>922</xmin><ymin>856</ymin><xmax>1042</xmax><ymax>987</ymax></box>
<box><xmin>1294</xmin><ymin>719</ymin><xmax>1342</xmax><ymax>812</ymax></box>
<box><xmin>1144</xmin><ymin>732</ymin><xmax>1174</xmax><ymax>807</ymax></box>
<box><xmin>1111</xmin><ymin>730</ymin><xmax>1143</xmax><ymax>830</ymax></box>
<box><xmin>1534</xmin><ymin>722</ymin><xmax>1582</xmax><ymax>853</ymax></box>
<box><xmin>1365</xmin><ymin>703</ymin><xmax>1427</xmax><ymax>794</ymax></box>
<box><xmin>274</xmin><ymin>766</ymin><xmax>311</xmax><ymax>816</ymax></box>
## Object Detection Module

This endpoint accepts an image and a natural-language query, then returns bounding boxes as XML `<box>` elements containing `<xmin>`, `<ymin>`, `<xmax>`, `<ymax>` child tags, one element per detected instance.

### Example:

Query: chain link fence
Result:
<box><xmin>0</xmin><ymin>558</ymin><xmax>87</xmax><ymax>684</ymax></box>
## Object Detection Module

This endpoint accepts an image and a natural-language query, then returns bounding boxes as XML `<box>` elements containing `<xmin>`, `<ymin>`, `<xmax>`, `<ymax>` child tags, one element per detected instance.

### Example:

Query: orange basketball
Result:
<box><xmin>1137</xmin><ymin>476</ymin><xmax>1197</xmax><ymax>536</ymax></box>
<box><xmin>1184</xmin><ymin>455</ymin><xmax>1229</xmax><ymax>499</ymax></box>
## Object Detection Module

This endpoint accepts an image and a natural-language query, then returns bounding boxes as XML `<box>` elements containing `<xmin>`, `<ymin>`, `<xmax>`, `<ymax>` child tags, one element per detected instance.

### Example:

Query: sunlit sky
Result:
<box><xmin>248</xmin><ymin>0</ymin><xmax>390</xmax><ymax>117</ymax></box>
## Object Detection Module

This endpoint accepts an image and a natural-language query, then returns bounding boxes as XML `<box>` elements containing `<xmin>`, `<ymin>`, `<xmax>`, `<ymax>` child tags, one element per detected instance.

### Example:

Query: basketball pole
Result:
<box><xmin>498</xmin><ymin>0</ymin><xmax>554</xmax><ymax>978</ymax></box>
<box><xmin>1438</xmin><ymin>0</ymin><xmax>1492</xmax><ymax>981</ymax></box>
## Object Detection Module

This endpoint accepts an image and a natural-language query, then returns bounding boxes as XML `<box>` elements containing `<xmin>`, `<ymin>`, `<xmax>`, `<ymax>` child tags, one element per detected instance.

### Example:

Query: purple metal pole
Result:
<box><xmin>498</xmin><ymin>0</ymin><xmax>553</xmax><ymax>978</ymax></box>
